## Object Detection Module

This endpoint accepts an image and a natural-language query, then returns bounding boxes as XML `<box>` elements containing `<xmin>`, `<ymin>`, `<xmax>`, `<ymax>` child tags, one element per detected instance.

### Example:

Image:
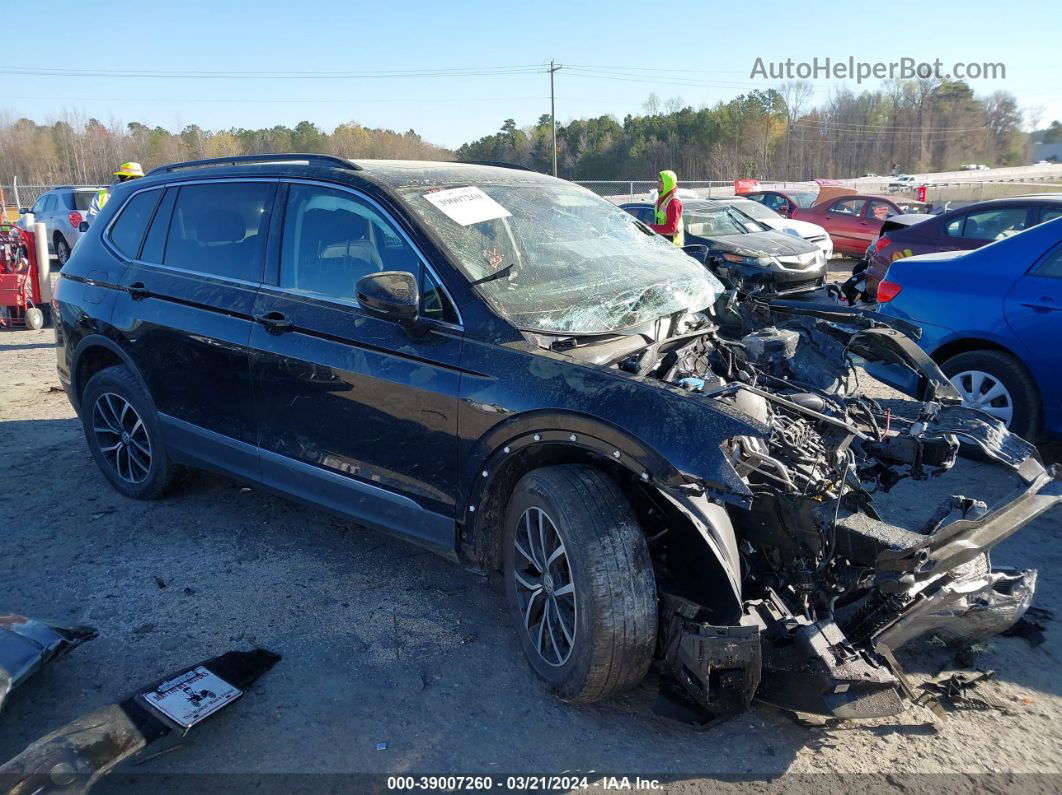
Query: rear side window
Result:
<box><xmin>945</xmin><ymin>207</ymin><xmax>1029</xmax><ymax>241</ymax></box>
<box><xmin>109</xmin><ymin>190</ymin><xmax>163</xmax><ymax>259</ymax></box>
<box><xmin>139</xmin><ymin>188</ymin><xmax>177</xmax><ymax>263</ymax></box>
<box><xmin>163</xmin><ymin>182</ymin><xmax>275</xmax><ymax>282</ymax></box>
<box><xmin>72</xmin><ymin>192</ymin><xmax>95</xmax><ymax>211</ymax></box>
<box><xmin>867</xmin><ymin>200</ymin><xmax>896</xmax><ymax>221</ymax></box>
<box><xmin>1034</xmin><ymin>246</ymin><xmax>1062</xmax><ymax>279</ymax></box>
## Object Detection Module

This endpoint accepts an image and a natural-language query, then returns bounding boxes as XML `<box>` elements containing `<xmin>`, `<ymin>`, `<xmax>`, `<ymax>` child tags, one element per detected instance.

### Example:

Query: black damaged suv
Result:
<box><xmin>55</xmin><ymin>154</ymin><xmax>1059</xmax><ymax>719</ymax></box>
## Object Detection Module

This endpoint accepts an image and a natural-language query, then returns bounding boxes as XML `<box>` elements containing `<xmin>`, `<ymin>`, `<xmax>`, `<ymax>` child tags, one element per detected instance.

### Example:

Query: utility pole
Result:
<box><xmin>549</xmin><ymin>61</ymin><xmax>562</xmax><ymax>177</ymax></box>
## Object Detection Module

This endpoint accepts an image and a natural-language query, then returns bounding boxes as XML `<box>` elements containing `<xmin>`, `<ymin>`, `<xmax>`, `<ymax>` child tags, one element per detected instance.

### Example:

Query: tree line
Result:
<box><xmin>0</xmin><ymin>78</ymin><xmax>1046</xmax><ymax>188</ymax></box>
<box><xmin>0</xmin><ymin>115</ymin><xmax>449</xmax><ymax>186</ymax></box>
<box><xmin>458</xmin><ymin>79</ymin><xmax>1035</xmax><ymax>180</ymax></box>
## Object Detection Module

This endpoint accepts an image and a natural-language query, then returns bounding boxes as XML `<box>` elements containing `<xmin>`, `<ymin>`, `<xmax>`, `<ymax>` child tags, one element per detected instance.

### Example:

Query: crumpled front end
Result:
<box><xmin>618</xmin><ymin>294</ymin><xmax>1057</xmax><ymax>719</ymax></box>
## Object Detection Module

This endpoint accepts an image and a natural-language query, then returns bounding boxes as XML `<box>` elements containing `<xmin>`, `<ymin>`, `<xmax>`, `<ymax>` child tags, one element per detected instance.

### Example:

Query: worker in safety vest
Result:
<box><xmin>86</xmin><ymin>162</ymin><xmax>145</xmax><ymax>224</ymax></box>
<box><xmin>649</xmin><ymin>169</ymin><xmax>684</xmax><ymax>246</ymax></box>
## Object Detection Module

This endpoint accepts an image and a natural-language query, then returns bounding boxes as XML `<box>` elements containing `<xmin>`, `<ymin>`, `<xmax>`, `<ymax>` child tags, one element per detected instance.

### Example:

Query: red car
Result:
<box><xmin>865</xmin><ymin>196</ymin><xmax>1062</xmax><ymax>298</ymax></box>
<box><xmin>795</xmin><ymin>194</ymin><xmax>917</xmax><ymax>257</ymax></box>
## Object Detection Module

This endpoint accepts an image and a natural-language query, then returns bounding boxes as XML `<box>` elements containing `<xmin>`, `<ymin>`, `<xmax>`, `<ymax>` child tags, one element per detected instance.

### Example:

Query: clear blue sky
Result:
<box><xmin>2</xmin><ymin>0</ymin><xmax>1058</xmax><ymax>149</ymax></box>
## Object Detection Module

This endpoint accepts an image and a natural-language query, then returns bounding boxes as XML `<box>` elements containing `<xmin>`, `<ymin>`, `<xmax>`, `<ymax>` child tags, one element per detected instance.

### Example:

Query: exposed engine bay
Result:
<box><xmin>597</xmin><ymin>293</ymin><xmax>1061</xmax><ymax>719</ymax></box>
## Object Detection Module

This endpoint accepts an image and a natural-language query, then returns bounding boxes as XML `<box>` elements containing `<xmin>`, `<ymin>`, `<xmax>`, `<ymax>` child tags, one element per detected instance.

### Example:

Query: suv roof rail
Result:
<box><xmin>147</xmin><ymin>153</ymin><xmax>362</xmax><ymax>175</ymax></box>
<box><xmin>457</xmin><ymin>160</ymin><xmax>538</xmax><ymax>172</ymax></box>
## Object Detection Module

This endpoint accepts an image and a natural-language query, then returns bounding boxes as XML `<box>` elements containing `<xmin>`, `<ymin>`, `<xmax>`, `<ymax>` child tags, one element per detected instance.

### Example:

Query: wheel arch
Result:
<box><xmin>929</xmin><ymin>336</ymin><xmax>1017</xmax><ymax>366</ymax></box>
<box><xmin>70</xmin><ymin>334</ymin><xmax>147</xmax><ymax>412</ymax></box>
<box><xmin>459</xmin><ymin>413</ymin><xmax>744</xmax><ymax>614</ymax></box>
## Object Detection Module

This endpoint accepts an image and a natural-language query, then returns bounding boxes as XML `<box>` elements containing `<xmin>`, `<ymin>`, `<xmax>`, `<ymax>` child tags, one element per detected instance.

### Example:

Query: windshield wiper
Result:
<box><xmin>469</xmin><ymin>263</ymin><xmax>514</xmax><ymax>286</ymax></box>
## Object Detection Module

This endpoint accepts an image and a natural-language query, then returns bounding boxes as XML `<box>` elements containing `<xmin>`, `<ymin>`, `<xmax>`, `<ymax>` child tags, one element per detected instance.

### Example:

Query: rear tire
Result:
<box><xmin>55</xmin><ymin>235</ymin><xmax>71</xmax><ymax>265</ymax></box>
<box><xmin>503</xmin><ymin>464</ymin><xmax>657</xmax><ymax>704</ymax></box>
<box><xmin>940</xmin><ymin>349</ymin><xmax>1041</xmax><ymax>441</ymax></box>
<box><xmin>81</xmin><ymin>365</ymin><xmax>180</xmax><ymax>499</ymax></box>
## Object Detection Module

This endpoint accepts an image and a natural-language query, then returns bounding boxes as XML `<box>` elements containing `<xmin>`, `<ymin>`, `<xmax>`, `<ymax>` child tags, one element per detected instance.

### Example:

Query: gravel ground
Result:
<box><xmin>1</xmin><ymin>322</ymin><xmax>1060</xmax><ymax>793</ymax></box>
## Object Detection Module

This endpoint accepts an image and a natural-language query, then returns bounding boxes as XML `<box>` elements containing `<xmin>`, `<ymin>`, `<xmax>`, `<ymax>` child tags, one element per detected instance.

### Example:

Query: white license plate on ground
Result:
<box><xmin>142</xmin><ymin>666</ymin><xmax>242</xmax><ymax>728</ymax></box>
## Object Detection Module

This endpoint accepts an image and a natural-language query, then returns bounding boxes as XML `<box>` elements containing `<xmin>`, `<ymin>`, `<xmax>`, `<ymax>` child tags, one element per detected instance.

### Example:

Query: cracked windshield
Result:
<box><xmin>401</xmin><ymin>182</ymin><xmax>723</xmax><ymax>333</ymax></box>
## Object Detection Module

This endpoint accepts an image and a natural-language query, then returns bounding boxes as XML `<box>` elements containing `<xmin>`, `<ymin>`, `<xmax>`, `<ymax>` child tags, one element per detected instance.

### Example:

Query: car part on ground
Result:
<box><xmin>0</xmin><ymin>615</ymin><xmax>97</xmax><ymax>714</ymax></box>
<box><xmin>0</xmin><ymin>648</ymin><xmax>280</xmax><ymax>795</ymax></box>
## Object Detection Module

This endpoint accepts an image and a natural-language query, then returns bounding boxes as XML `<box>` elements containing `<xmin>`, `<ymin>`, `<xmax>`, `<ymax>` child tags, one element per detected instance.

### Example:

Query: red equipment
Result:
<box><xmin>0</xmin><ymin>223</ymin><xmax>47</xmax><ymax>329</ymax></box>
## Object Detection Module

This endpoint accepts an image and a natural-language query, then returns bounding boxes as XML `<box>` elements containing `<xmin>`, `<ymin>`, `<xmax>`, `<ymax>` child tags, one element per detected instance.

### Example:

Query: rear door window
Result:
<box><xmin>945</xmin><ymin>207</ymin><xmax>1030</xmax><ymax>241</ymax></box>
<box><xmin>163</xmin><ymin>182</ymin><xmax>276</xmax><ymax>282</ymax></box>
<box><xmin>867</xmin><ymin>200</ymin><xmax>896</xmax><ymax>221</ymax></box>
<box><xmin>1038</xmin><ymin>206</ymin><xmax>1062</xmax><ymax>224</ymax></box>
<box><xmin>109</xmin><ymin>189</ymin><xmax>163</xmax><ymax>259</ymax></box>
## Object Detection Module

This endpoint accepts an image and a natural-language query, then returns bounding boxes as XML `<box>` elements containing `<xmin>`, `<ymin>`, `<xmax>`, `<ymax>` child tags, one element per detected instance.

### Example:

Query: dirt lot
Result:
<box><xmin>2</xmin><ymin>323</ymin><xmax>1061</xmax><ymax>793</ymax></box>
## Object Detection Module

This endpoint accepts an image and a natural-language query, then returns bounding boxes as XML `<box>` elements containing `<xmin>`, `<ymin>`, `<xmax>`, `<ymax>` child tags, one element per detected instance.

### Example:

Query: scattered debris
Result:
<box><xmin>376</xmin><ymin>741</ymin><xmax>388</xmax><ymax>751</ymax></box>
<box><xmin>0</xmin><ymin>647</ymin><xmax>280</xmax><ymax>794</ymax></box>
<box><xmin>153</xmin><ymin>577</ymin><xmax>167</xmax><ymax>589</ymax></box>
<box><xmin>1</xmin><ymin>614</ymin><xmax>97</xmax><ymax>713</ymax></box>
<box><xmin>915</xmin><ymin>670</ymin><xmax>1010</xmax><ymax>715</ymax></box>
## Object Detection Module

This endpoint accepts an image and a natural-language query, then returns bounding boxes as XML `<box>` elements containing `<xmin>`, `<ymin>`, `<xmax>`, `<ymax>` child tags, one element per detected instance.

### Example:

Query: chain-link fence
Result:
<box><xmin>575</xmin><ymin>180</ymin><xmax>735</xmax><ymax>202</ymax></box>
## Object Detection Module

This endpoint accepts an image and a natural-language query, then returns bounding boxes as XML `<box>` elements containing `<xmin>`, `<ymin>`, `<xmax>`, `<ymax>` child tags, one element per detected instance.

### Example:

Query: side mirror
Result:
<box><xmin>682</xmin><ymin>244</ymin><xmax>709</xmax><ymax>264</ymax></box>
<box><xmin>79</xmin><ymin>221</ymin><xmax>89</xmax><ymax>232</ymax></box>
<box><xmin>356</xmin><ymin>271</ymin><xmax>420</xmax><ymax>327</ymax></box>
<box><xmin>18</xmin><ymin>208</ymin><xmax>29</xmax><ymax>215</ymax></box>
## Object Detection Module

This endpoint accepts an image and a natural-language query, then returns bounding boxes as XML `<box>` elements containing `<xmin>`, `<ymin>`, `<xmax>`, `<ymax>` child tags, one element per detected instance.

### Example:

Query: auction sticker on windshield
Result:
<box><xmin>423</xmin><ymin>186</ymin><xmax>511</xmax><ymax>226</ymax></box>
<box><xmin>141</xmin><ymin>666</ymin><xmax>242</xmax><ymax>728</ymax></box>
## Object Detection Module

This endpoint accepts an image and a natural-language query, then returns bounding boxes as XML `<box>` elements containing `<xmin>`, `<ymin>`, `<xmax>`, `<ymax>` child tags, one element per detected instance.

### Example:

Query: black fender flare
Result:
<box><xmin>69</xmin><ymin>333</ymin><xmax>149</xmax><ymax>411</ymax></box>
<box><xmin>459</xmin><ymin>410</ymin><xmax>746</xmax><ymax>603</ymax></box>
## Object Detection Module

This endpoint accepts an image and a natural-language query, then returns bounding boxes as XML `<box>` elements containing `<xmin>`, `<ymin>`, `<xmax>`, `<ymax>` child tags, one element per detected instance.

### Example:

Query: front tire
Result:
<box><xmin>940</xmin><ymin>349</ymin><xmax>1042</xmax><ymax>441</ymax></box>
<box><xmin>503</xmin><ymin>464</ymin><xmax>657</xmax><ymax>704</ymax></box>
<box><xmin>80</xmin><ymin>365</ymin><xmax>180</xmax><ymax>499</ymax></box>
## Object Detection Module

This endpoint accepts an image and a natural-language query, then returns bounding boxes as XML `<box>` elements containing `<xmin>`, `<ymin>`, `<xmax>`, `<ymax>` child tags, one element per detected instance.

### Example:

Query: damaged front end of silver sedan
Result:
<box><xmin>623</xmin><ymin>295</ymin><xmax>1059</xmax><ymax>719</ymax></box>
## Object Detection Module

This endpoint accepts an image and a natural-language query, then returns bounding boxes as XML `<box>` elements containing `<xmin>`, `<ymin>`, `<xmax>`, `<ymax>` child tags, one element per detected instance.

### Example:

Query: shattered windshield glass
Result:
<box><xmin>398</xmin><ymin>182</ymin><xmax>723</xmax><ymax>334</ymax></box>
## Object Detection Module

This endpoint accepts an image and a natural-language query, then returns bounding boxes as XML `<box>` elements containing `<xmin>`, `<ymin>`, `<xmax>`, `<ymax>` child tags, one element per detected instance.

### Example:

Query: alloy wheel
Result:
<box><xmin>512</xmin><ymin>506</ymin><xmax>577</xmax><ymax>667</ymax></box>
<box><xmin>92</xmin><ymin>392</ymin><xmax>152</xmax><ymax>483</ymax></box>
<box><xmin>949</xmin><ymin>369</ymin><xmax>1014</xmax><ymax>427</ymax></box>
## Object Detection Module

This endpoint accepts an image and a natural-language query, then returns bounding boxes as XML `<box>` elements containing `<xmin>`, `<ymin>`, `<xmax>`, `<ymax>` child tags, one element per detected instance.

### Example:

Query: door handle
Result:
<box><xmin>127</xmin><ymin>281</ymin><xmax>150</xmax><ymax>300</ymax></box>
<box><xmin>1021</xmin><ymin>296</ymin><xmax>1060</xmax><ymax>313</ymax></box>
<box><xmin>254</xmin><ymin>310</ymin><xmax>293</xmax><ymax>333</ymax></box>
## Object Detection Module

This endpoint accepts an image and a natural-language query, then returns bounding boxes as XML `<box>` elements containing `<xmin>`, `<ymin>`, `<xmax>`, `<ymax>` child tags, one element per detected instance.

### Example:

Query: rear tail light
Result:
<box><xmin>872</xmin><ymin>235</ymin><xmax>891</xmax><ymax>253</ymax></box>
<box><xmin>876</xmin><ymin>279</ymin><xmax>902</xmax><ymax>303</ymax></box>
<box><xmin>68</xmin><ymin>211</ymin><xmax>82</xmax><ymax>229</ymax></box>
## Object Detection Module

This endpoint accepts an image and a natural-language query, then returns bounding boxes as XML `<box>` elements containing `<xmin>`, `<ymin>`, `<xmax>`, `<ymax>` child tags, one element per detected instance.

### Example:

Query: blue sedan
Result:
<box><xmin>873</xmin><ymin>216</ymin><xmax>1062</xmax><ymax>441</ymax></box>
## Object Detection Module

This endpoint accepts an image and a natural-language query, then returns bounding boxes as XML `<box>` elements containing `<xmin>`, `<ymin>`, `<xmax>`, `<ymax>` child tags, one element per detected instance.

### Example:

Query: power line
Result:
<box><xmin>0</xmin><ymin>65</ymin><xmax>545</xmax><ymax>80</ymax></box>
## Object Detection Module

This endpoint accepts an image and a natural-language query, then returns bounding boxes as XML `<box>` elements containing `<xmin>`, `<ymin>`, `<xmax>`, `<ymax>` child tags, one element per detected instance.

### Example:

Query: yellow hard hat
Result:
<box><xmin>114</xmin><ymin>161</ymin><xmax>144</xmax><ymax>178</ymax></box>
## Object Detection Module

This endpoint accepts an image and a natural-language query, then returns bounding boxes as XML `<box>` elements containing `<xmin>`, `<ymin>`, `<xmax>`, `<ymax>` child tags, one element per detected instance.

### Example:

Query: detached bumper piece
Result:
<box><xmin>0</xmin><ymin>615</ymin><xmax>97</xmax><ymax>713</ymax></box>
<box><xmin>658</xmin><ymin>594</ymin><xmax>761</xmax><ymax>716</ymax></box>
<box><xmin>749</xmin><ymin>594</ymin><xmax>904</xmax><ymax>719</ymax></box>
<box><xmin>0</xmin><ymin>648</ymin><xmax>280</xmax><ymax>795</ymax></box>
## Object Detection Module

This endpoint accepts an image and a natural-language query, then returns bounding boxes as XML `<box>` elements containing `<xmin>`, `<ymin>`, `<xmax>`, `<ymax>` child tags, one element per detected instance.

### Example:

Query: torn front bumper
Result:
<box><xmin>660</xmin><ymin>462</ymin><xmax>1059</xmax><ymax>719</ymax></box>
